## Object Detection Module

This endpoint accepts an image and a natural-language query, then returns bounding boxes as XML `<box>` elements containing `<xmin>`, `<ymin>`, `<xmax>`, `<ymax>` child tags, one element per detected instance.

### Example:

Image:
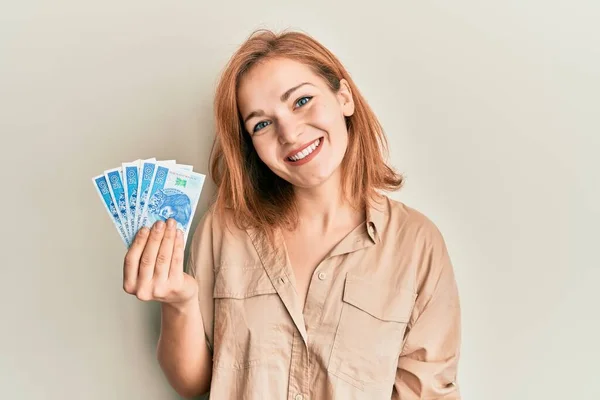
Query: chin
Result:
<box><xmin>293</xmin><ymin>178</ymin><xmax>327</xmax><ymax>189</ymax></box>
<box><xmin>274</xmin><ymin>155</ymin><xmax>343</xmax><ymax>188</ymax></box>
<box><xmin>290</xmin><ymin>168</ymin><xmax>339</xmax><ymax>189</ymax></box>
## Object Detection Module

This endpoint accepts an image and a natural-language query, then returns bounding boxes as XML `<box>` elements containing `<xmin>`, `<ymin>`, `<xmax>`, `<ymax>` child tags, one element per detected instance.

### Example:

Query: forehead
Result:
<box><xmin>237</xmin><ymin>58</ymin><xmax>322</xmax><ymax>111</ymax></box>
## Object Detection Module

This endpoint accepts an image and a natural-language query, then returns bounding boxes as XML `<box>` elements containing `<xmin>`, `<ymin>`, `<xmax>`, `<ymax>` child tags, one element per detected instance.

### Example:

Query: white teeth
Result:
<box><xmin>288</xmin><ymin>138</ymin><xmax>321</xmax><ymax>161</ymax></box>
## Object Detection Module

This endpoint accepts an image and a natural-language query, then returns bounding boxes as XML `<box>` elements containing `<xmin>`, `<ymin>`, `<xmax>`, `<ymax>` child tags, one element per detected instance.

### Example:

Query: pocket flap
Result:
<box><xmin>213</xmin><ymin>264</ymin><xmax>278</xmax><ymax>299</ymax></box>
<box><xmin>342</xmin><ymin>275</ymin><xmax>416</xmax><ymax>322</ymax></box>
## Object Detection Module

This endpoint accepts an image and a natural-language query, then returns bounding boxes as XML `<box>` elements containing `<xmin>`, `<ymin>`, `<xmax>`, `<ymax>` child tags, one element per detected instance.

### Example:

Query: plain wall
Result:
<box><xmin>1</xmin><ymin>1</ymin><xmax>598</xmax><ymax>399</ymax></box>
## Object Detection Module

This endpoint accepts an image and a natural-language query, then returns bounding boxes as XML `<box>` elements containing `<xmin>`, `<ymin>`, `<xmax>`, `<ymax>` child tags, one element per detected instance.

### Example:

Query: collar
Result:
<box><xmin>365</xmin><ymin>195</ymin><xmax>387</xmax><ymax>243</ymax></box>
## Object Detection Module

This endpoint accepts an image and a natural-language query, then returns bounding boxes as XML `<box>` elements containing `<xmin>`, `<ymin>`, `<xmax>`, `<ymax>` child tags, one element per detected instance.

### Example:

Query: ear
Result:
<box><xmin>337</xmin><ymin>78</ymin><xmax>355</xmax><ymax>117</ymax></box>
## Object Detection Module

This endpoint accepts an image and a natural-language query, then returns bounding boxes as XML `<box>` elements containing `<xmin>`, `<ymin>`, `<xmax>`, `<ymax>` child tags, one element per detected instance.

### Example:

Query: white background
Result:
<box><xmin>1</xmin><ymin>1</ymin><xmax>598</xmax><ymax>399</ymax></box>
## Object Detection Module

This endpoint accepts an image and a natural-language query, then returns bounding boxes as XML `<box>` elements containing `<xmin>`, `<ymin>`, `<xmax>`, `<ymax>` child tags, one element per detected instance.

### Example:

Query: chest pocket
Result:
<box><xmin>212</xmin><ymin>264</ymin><xmax>280</xmax><ymax>369</ymax></box>
<box><xmin>328</xmin><ymin>274</ymin><xmax>417</xmax><ymax>390</ymax></box>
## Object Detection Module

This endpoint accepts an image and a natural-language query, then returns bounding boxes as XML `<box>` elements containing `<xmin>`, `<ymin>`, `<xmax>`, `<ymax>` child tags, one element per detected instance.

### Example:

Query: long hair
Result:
<box><xmin>209</xmin><ymin>29</ymin><xmax>403</xmax><ymax>237</ymax></box>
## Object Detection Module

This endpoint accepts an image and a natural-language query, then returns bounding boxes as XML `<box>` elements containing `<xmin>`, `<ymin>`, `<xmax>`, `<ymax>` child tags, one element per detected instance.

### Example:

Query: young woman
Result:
<box><xmin>123</xmin><ymin>29</ymin><xmax>462</xmax><ymax>399</ymax></box>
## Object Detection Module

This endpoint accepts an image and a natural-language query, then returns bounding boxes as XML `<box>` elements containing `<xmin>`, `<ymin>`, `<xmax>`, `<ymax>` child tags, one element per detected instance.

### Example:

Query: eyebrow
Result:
<box><xmin>243</xmin><ymin>82</ymin><xmax>314</xmax><ymax>124</ymax></box>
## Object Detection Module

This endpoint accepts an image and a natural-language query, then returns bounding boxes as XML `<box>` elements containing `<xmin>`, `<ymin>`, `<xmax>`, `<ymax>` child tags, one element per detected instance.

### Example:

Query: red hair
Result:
<box><xmin>209</xmin><ymin>29</ymin><xmax>403</xmax><ymax>236</ymax></box>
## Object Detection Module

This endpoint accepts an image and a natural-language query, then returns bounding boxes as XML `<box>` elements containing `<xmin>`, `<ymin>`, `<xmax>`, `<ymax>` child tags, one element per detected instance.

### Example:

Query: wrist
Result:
<box><xmin>162</xmin><ymin>292</ymin><xmax>198</xmax><ymax>314</ymax></box>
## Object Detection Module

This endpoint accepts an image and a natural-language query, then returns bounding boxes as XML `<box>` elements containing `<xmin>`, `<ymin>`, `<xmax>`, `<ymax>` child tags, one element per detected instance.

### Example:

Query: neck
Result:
<box><xmin>291</xmin><ymin>169</ymin><xmax>363</xmax><ymax>233</ymax></box>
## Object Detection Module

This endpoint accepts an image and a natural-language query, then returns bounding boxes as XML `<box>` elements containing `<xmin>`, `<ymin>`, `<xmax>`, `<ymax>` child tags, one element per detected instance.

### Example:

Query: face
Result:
<box><xmin>237</xmin><ymin>58</ymin><xmax>355</xmax><ymax>189</ymax></box>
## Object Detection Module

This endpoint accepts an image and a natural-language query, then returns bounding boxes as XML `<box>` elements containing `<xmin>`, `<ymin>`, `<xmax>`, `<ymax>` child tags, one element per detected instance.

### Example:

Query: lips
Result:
<box><xmin>283</xmin><ymin>137</ymin><xmax>324</xmax><ymax>166</ymax></box>
<box><xmin>285</xmin><ymin>138</ymin><xmax>322</xmax><ymax>159</ymax></box>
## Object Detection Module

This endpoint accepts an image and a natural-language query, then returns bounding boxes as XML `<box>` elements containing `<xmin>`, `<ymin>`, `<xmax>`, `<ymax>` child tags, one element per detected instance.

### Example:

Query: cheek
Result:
<box><xmin>307</xmin><ymin>102</ymin><xmax>346</xmax><ymax>133</ymax></box>
<box><xmin>252</xmin><ymin>138</ymin><xmax>280</xmax><ymax>166</ymax></box>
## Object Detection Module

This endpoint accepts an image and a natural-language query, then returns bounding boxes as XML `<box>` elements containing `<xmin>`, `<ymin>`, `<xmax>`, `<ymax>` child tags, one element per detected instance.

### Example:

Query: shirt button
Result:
<box><xmin>318</xmin><ymin>272</ymin><xmax>327</xmax><ymax>280</ymax></box>
<box><xmin>295</xmin><ymin>394</ymin><xmax>304</xmax><ymax>400</ymax></box>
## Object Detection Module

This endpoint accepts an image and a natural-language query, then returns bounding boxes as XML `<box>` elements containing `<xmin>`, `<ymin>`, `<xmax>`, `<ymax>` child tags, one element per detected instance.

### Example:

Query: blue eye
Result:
<box><xmin>253</xmin><ymin>120</ymin><xmax>271</xmax><ymax>133</ymax></box>
<box><xmin>295</xmin><ymin>96</ymin><xmax>312</xmax><ymax>108</ymax></box>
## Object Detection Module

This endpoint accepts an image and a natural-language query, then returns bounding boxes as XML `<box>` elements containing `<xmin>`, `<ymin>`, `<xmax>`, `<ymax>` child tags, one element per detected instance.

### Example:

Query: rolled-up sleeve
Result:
<box><xmin>393</xmin><ymin>225</ymin><xmax>462</xmax><ymax>399</ymax></box>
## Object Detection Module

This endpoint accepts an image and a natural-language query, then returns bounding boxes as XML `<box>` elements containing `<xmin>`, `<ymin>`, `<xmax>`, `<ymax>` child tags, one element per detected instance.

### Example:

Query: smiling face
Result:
<box><xmin>237</xmin><ymin>57</ymin><xmax>355</xmax><ymax>189</ymax></box>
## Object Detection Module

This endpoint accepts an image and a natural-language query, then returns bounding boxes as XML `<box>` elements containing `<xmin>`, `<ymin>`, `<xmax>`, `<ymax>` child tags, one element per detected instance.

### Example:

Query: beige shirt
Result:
<box><xmin>189</xmin><ymin>196</ymin><xmax>461</xmax><ymax>399</ymax></box>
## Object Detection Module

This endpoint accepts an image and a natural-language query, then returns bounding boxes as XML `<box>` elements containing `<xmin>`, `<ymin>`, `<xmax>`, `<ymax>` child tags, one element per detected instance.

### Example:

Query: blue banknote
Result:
<box><xmin>122</xmin><ymin>160</ymin><xmax>140</xmax><ymax>239</ymax></box>
<box><xmin>140</xmin><ymin>165</ymin><xmax>205</xmax><ymax>242</ymax></box>
<box><xmin>134</xmin><ymin>159</ymin><xmax>185</xmax><ymax>233</ymax></box>
<box><xmin>104</xmin><ymin>167</ymin><xmax>131</xmax><ymax>244</ymax></box>
<box><xmin>92</xmin><ymin>175</ymin><xmax>129</xmax><ymax>246</ymax></box>
<box><xmin>134</xmin><ymin>159</ymin><xmax>159</xmax><ymax>233</ymax></box>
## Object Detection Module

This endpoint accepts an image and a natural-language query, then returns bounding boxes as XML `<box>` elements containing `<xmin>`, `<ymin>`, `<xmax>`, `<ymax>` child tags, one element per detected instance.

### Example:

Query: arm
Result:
<box><xmin>156</xmin><ymin>212</ymin><xmax>216</xmax><ymax>398</ymax></box>
<box><xmin>157</xmin><ymin>296</ymin><xmax>212</xmax><ymax>398</ymax></box>
<box><xmin>393</xmin><ymin>226</ymin><xmax>462</xmax><ymax>399</ymax></box>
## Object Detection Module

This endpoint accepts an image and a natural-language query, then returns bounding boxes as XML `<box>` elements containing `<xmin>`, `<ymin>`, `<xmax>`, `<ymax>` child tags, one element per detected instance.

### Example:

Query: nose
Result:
<box><xmin>276</xmin><ymin>115</ymin><xmax>302</xmax><ymax>145</ymax></box>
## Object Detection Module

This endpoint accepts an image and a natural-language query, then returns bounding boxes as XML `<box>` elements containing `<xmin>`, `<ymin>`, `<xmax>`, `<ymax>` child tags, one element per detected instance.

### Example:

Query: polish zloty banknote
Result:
<box><xmin>134</xmin><ymin>160</ymin><xmax>190</xmax><ymax>233</ymax></box>
<box><xmin>134</xmin><ymin>159</ymin><xmax>161</xmax><ymax>233</ymax></box>
<box><xmin>122</xmin><ymin>160</ymin><xmax>141</xmax><ymax>239</ymax></box>
<box><xmin>104</xmin><ymin>167</ymin><xmax>132</xmax><ymax>244</ymax></box>
<box><xmin>92</xmin><ymin>175</ymin><xmax>129</xmax><ymax>246</ymax></box>
<box><xmin>141</xmin><ymin>165</ymin><xmax>205</xmax><ymax>242</ymax></box>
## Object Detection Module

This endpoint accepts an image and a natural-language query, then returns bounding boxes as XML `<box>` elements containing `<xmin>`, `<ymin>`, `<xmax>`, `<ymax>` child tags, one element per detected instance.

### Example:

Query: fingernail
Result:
<box><xmin>154</xmin><ymin>221</ymin><xmax>165</xmax><ymax>231</ymax></box>
<box><xmin>167</xmin><ymin>218</ymin><xmax>176</xmax><ymax>229</ymax></box>
<box><xmin>177</xmin><ymin>229</ymin><xmax>183</xmax><ymax>239</ymax></box>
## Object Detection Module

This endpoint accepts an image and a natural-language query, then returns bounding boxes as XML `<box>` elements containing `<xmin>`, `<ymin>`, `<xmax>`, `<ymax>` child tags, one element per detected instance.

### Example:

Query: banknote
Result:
<box><xmin>92</xmin><ymin>175</ymin><xmax>129</xmax><ymax>246</ymax></box>
<box><xmin>140</xmin><ymin>164</ymin><xmax>205</xmax><ymax>242</ymax></box>
<box><xmin>134</xmin><ymin>160</ymin><xmax>193</xmax><ymax>231</ymax></box>
<box><xmin>134</xmin><ymin>159</ymin><xmax>161</xmax><ymax>233</ymax></box>
<box><xmin>104</xmin><ymin>167</ymin><xmax>132</xmax><ymax>244</ymax></box>
<box><xmin>94</xmin><ymin>159</ymin><xmax>204</xmax><ymax>248</ymax></box>
<box><xmin>122</xmin><ymin>160</ymin><xmax>141</xmax><ymax>239</ymax></box>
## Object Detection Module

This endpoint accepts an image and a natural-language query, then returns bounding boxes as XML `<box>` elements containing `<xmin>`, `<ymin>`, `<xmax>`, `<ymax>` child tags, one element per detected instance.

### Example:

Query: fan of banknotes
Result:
<box><xmin>92</xmin><ymin>158</ymin><xmax>206</xmax><ymax>247</ymax></box>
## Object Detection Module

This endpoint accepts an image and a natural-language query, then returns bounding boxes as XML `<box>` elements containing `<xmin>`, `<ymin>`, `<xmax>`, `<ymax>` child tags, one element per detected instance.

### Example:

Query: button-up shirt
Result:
<box><xmin>189</xmin><ymin>196</ymin><xmax>461</xmax><ymax>399</ymax></box>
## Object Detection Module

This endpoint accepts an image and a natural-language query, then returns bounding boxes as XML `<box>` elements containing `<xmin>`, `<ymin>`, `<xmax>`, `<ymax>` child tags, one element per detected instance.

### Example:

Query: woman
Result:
<box><xmin>123</xmin><ymin>29</ymin><xmax>461</xmax><ymax>399</ymax></box>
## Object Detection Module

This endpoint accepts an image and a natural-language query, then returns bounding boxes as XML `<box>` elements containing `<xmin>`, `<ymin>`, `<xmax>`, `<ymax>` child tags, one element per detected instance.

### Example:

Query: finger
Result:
<box><xmin>123</xmin><ymin>227</ymin><xmax>150</xmax><ymax>293</ymax></box>
<box><xmin>137</xmin><ymin>220</ymin><xmax>166</xmax><ymax>286</ymax></box>
<box><xmin>169</xmin><ymin>229</ymin><xmax>185</xmax><ymax>280</ymax></box>
<box><xmin>154</xmin><ymin>218</ymin><xmax>177</xmax><ymax>282</ymax></box>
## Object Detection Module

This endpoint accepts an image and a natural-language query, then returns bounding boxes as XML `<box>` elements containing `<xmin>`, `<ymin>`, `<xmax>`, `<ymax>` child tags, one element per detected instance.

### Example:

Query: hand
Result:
<box><xmin>123</xmin><ymin>218</ymin><xmax>198</xmax><ymax>308</ymax></box>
